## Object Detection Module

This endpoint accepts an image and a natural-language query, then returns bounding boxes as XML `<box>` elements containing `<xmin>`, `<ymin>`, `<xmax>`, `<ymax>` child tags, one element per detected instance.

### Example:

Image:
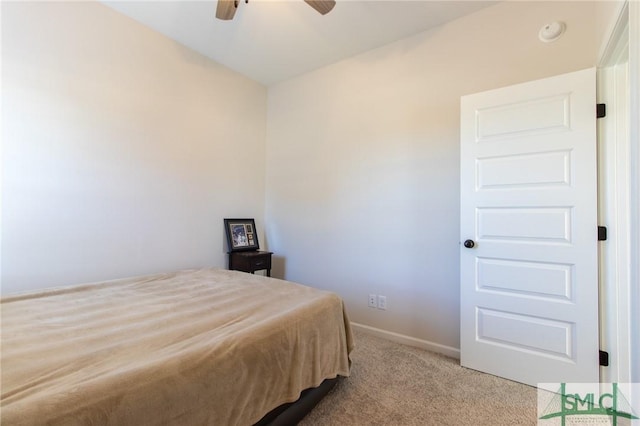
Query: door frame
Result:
<box><xmin>631</xmin><ymin>0</ymin><xmax>640</xmax><ymax>392</ymax></box>
<box><xmin>597</xmin><ymin>0</ymin><xmax>639</xmax><ymax>390</ymax></box>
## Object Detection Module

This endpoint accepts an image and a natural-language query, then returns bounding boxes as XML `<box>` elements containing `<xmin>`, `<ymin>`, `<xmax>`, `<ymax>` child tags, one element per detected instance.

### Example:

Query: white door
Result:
<box><xmin>460</xmin><ymin>68</ymin><xmax>599</xmax><ymax>386</ymax></box>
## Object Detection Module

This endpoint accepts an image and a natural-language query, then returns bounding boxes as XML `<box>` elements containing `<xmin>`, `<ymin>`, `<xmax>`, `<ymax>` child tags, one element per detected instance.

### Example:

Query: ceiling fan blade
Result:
<box><xmin>304</xmin><ymin>0</ymin><xmax>336</xmax><ymax>15</ymax></box>
<box><xmin>216</xmin><ymin>0</ymin><xmax>237</xmax><ymax>20</ymax></box>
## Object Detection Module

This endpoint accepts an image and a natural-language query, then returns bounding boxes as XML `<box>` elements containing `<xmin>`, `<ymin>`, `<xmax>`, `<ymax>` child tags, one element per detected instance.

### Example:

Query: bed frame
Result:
<box><xmin>256</xmin><ymin>377</ymin><xmax>339</xmax><ymax>425</ymax></box>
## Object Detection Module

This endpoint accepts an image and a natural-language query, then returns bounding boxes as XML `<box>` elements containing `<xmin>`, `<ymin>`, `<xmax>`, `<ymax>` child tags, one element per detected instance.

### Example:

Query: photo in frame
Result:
<box><xmin>224</xmin><ymin>218</ymin><xmax>260</xmax><ymax>252</ymax></box>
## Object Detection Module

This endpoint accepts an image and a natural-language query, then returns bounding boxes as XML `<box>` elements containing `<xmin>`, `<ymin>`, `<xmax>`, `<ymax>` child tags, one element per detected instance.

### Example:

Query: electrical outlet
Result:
<box><xmin>368</xmin><ymin>294</ymin><xmax>377</xmax><ymax>308</ymax></box>
<box><xmin>377</xmin><ymin>295</ymin><xmax>387</xmax><ymax>310</ymax></box>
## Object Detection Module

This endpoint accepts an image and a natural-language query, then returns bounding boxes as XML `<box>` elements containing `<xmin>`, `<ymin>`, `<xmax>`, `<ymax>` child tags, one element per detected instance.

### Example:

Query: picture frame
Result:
<box><xmin>224</xmin><ymin>218</ymin><xmax>260</xmax><ymax>252</ymax></box>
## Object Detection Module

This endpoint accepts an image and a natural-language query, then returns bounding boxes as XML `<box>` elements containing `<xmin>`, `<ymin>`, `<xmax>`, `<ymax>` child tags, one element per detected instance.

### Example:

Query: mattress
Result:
<box><xmin>0</xmin><ymin>268</ymin><xmax>353</xmax><ymax>425</ymax></box>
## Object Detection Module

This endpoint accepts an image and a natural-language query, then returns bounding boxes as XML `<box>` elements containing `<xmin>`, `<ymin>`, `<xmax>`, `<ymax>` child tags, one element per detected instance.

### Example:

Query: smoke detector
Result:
<box><xmin>538</xmin><ymin>21</ymin><xmax>566</xmax><ymax>43</ymax></box>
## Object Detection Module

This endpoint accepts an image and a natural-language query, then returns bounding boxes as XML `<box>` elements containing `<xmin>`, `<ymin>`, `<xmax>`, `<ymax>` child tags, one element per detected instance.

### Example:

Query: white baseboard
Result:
<box><xmin>350</xmin><ymin>322</ymin><xmax>461</xmax><ymax>359</ymax></box>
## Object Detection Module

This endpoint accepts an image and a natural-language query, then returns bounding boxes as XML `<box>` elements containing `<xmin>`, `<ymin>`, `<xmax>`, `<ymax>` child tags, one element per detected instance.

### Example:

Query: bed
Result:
<box><xmin>0</xmin><ymin>268</ymin><xmax>353</xmax><ymax>425</ymax></box>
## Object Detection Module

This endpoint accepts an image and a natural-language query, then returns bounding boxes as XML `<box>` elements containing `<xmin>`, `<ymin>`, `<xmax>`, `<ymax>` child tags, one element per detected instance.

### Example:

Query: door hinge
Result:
<box><xmin>600</xmin><ymin>350</ymin><xmax>609</xmax><ymax>367</ymax></box>
<box><xmin>597</xmin><ymin>103</ymin><xmax>606</xmax><ymax>118</ymax></box>
<box><xmin>598</xmin><ymin>226</ymin><xmax>607</xmax><ymax>241</ymax></box>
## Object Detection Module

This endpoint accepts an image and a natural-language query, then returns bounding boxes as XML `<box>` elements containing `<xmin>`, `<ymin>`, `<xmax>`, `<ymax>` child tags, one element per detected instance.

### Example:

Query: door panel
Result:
<box><xmin>460</xmin><ymin>68</ymin><xmax>598</xmax><ymax>386</ymax></box>
<box><xmin>477</xmin><ymin>150</ymin><xmax>572</xmax><ymax>189</ymax></box>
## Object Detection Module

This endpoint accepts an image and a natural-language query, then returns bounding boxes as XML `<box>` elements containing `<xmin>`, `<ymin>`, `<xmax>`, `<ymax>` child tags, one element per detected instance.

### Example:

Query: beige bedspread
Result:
<box><xmin>0</xmin><ymin>268</ymin><xmax>353</xmax><ymax>425</ymax></box>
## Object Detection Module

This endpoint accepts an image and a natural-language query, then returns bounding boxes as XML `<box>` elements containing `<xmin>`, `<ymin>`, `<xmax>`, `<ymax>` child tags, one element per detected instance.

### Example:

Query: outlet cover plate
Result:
<box><xmin>378</xmin><ymin>295</ymin><xmax>387</xmax><ymax>310</ymax></box>
<box><xmin>368</xmin><ymin>294</ymin><xmax>377</xmax><ymax>308</ymax></box>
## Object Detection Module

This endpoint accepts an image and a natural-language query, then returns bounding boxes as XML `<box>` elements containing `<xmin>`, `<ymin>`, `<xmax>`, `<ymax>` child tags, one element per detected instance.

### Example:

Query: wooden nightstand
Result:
<box><xmin>228</xmin><ymin>251</ymin><xmax>273</xmax><ymax>277</ymax></box>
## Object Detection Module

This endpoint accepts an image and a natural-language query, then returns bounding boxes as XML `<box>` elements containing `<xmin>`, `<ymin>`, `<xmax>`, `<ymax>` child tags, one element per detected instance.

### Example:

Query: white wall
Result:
<box><xmin>1</xmin><ymin>2</ymin><xmax>267</xmax><ymax>294</ymax></box>
<box><xmin>265</xmin><ymin>1</ymin><xmax>611</xmax><ymax>351</ymax></box>
<box><xmin>627</xmin><ymin>0</ymin><xmax>640</xmax><ymax>389</ymax></box>
<box><xmin>2</xmin><ymin>0</ymin><xmax>623</xmax><ymax>354</ymax></box>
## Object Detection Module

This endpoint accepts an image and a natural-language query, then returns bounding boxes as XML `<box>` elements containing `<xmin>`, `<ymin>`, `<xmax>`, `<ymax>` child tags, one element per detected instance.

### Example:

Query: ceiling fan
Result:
<box><xmin>215</xmin><ymin>0</ymin><xmax>336</xmax><ymax>20</ymax></box>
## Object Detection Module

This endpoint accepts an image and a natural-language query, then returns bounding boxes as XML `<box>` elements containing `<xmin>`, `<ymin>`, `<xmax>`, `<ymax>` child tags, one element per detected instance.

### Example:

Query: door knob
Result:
<box><xmin>463</xmin><ymin>239</ymin><xmax>475</xmax><ymax>248</ymax></box>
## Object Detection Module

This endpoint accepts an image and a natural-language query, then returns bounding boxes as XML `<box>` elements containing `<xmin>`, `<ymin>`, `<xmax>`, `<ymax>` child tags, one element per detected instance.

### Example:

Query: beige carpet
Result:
<box><xmin>299</xmin><ymin>329</ymin><xmax>538</xmax><ymax>425</ymax></box>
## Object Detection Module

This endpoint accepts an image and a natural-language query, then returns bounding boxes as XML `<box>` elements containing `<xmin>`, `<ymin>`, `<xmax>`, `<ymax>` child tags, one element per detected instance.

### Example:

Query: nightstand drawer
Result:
<box><xmin>250</xmin><ymin>256</ymin><xmax>271</xmax><ymax>270</ymax></box>
<box><xmin>228</xmin><ymin>251</ymin><xmax>273</xmax><ymax>277</ymax></box>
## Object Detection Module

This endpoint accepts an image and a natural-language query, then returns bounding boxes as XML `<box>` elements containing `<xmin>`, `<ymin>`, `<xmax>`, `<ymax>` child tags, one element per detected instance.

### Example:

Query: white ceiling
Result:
<box><xmin>102</xmin><ymin>1</ymin><xmax>497</xmax><ymax>86</ymax></box>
